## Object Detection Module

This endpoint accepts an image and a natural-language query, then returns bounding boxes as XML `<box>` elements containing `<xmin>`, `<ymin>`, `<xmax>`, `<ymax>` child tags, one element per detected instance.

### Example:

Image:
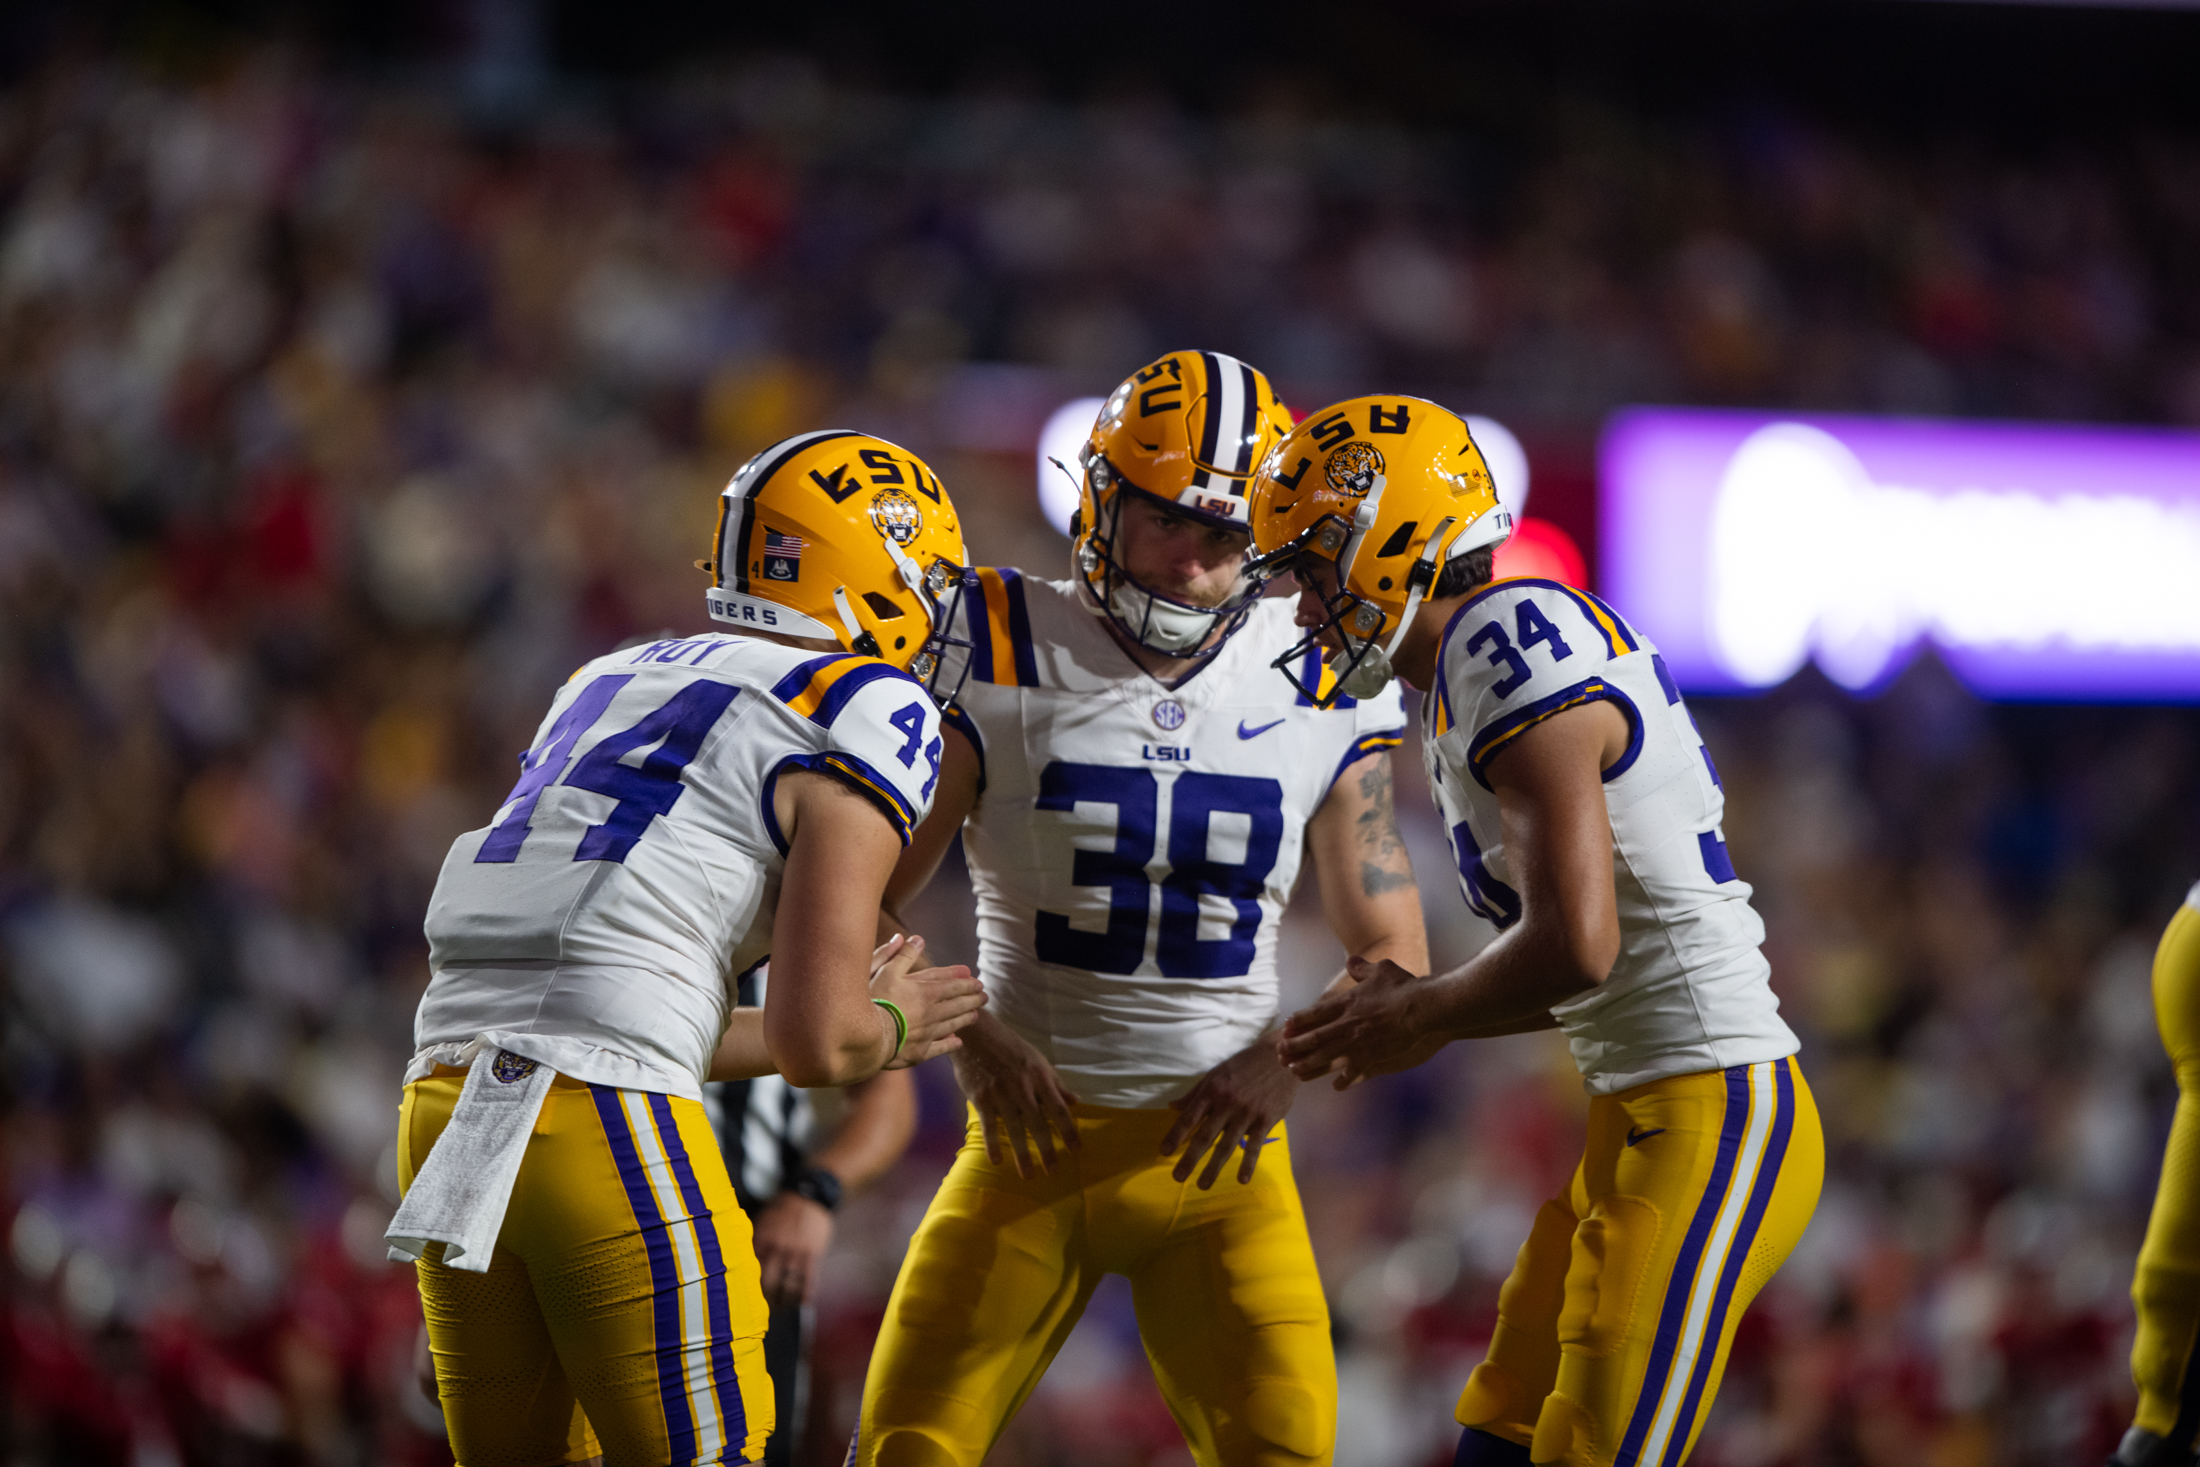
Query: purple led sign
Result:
<box><xmin>1599</xmin><ymin>409</ymin><xmax>2200</xmax><ymax>702</ymax></box>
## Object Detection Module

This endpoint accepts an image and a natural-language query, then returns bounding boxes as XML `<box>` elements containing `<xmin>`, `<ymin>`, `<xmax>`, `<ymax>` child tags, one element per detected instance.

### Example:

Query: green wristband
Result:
<box><xmin>872</xmin><ymin>997</ymin><xmax>909</xmax><ymax>1057</ymax></box>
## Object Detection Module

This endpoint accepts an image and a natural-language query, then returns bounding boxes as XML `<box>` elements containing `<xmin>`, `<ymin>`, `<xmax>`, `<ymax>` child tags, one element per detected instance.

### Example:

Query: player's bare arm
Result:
<box><xmin>708</xmin><ymin>936</ymin><xmax>961</xmax><ymax>1081</ymax></box>
<box><xmin>1280</xmin><ymin>698</ymin><xmax>1628</xmax><ymax>1088</ymax></box>
<box><xmin>879</xmin><ymin>722</ymin><xmax>1084</xmax><ymax>1178</ymax></box>
<box><xmin>1311</xmin><ymin>749</ymin><xmax>1448</xmax><ymax>1069</ymax></box>
<box><xmin>770</xmin><ymin>769</ymin><xmax>986</xmax><ymax>1087</ymax></box>
<box><xmin>1162</xmin><ymin>746</ymin><xmax>1433</xmax><ymax>1187</ymax></box>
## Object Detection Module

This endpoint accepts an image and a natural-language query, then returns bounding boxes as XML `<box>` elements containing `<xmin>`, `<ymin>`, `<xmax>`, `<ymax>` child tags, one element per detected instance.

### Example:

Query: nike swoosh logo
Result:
<box><xmin>1238</xmin><ymin>719</ymin><xmax>1286</xmax><ymax>740</ymax></box>
<box><xmin>1626</xmin><ymin>1127</ymin><xmax>1667</xmax><ymax>1148</ymax></box>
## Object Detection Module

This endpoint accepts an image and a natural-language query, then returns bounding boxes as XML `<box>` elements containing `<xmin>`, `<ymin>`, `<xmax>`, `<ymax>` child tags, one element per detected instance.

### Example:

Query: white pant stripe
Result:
<box><xmin>1639</xmin><ymin>1061</ymin><xmax>1778</xmax><ymax>1466</ymax></box>
<box><xmin>621</xmin><ymin>1092</ymin><xmax>726</xmax><ymax>1462</ymax></box>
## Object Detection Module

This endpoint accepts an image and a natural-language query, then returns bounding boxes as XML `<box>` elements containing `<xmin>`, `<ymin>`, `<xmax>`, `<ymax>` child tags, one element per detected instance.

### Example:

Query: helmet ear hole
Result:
<box><xmin>894</xmin><ymin>635</ymin><xmax>907</xmax><ymax>650</ymax></box>
<box><xmin>860</xmin><ymin>591</ymin><xmax>905</xmax><ymax>620</ymax></box>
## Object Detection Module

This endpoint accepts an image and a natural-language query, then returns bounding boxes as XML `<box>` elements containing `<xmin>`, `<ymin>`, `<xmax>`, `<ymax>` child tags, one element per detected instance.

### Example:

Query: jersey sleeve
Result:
<box><xmin>767</xmin><ymin>654</ymin><xmax>945</xmax><ymax>845</ymax></box>
<box><xmin>1435</xmin><ymin>579</ymin><xmax>1648</xmax><ymax>792</ymax></box>
<box><xmin>1326</xmin><ymin>680</ymin><xmax>1407</xmax><ymax>792</ymax></box>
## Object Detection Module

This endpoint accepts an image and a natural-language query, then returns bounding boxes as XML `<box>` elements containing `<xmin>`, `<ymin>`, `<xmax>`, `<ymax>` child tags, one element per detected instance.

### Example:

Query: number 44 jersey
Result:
<box><xmin>941</xmin><ymin>571</ymin><xmax>1406</xmax><ymax>1109</ymax></box>
<box><xmin>1424</xmin><ymin>579</ymin><xmax>1797</xmax><ymax>1095</ymax></box>
<box><xmin>416</xmin><ymin>635</ymin><xmax>944</xmax><ymax>1101</ymax></box>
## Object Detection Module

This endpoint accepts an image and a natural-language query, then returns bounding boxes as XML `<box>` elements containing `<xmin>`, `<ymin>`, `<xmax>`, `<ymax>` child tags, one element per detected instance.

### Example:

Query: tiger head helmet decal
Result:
<box><xmin>1325</xmin><ymin>441</ymin><xmax>1385</xmax><ymax>498</ymax></box>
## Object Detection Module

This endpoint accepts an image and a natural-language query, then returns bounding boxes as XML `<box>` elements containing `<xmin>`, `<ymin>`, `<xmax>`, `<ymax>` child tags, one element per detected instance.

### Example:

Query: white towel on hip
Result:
<box><xmin>385</xmin><ymin>1043</ymin><xmax>555</xmax><ymax>1273</ymax></box>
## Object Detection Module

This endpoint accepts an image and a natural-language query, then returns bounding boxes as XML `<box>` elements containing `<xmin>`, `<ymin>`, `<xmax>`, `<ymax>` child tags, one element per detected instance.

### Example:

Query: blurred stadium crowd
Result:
<box><xmin>3</xmin><ymin>42</ymin><xmax>2200</xmax><ymax>1467</ymax></box>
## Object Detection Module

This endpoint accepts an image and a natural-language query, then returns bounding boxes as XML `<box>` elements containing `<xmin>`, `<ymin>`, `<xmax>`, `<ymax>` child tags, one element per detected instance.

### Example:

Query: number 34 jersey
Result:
<box><xmin>416</xmin><ymin>635</ymin><xmax>944</xmax><ymax>1101</ymax></box>
<box><xmin>940</xmin><ymin>571</ymin><xmax>1406</xmax><ymax>1109</ymax></box>
<box><xmin>1423</xmin><ymin>579</ymin><xmax>1797</xmax><ymax>1095</ymax></box>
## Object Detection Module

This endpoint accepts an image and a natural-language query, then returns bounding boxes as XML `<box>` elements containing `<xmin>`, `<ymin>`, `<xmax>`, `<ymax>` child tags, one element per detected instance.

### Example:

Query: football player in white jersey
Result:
<box><xmin>1249</xmin><ymin>398</ymin><xmax>1824</xmax><ymax>1467</ymax></box>
<box><xmin>850</xmin><ymin>352</ymin><xmax>1433</xmax><ymax>1467</ymax></box>
<box><xmin>389</xmin><ymin>432</ymin><xmax>987</xmax><ymax>1467</ymax></box>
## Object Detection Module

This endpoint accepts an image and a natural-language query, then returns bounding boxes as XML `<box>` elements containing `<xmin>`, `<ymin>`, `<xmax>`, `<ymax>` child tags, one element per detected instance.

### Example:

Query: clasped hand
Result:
<box><xmin>1276</xmin><ymin>954</ymin><xmax>1442</xmax><ymax>1090</ymax></box>
<box><xmin>868</xmin><ymin>934</ymin><xmax>986</xmax><ymax>1069</ymax></box>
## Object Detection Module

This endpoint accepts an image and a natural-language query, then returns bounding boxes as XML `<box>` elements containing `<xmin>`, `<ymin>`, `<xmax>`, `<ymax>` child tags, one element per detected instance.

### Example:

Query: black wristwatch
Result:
<box><xmin>785</xmin><ymin>1164</ymin><xmax>843</xmax><ymax>1213</ymax></box>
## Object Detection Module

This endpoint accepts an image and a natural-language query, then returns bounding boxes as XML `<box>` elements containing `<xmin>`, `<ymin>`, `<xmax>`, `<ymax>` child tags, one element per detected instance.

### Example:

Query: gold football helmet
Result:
<box><xmin>1246</xmin><ymin>396</ymin><xmax>1512</xmax><ymax>706</ymax></box>
<box><xmin>1071</xmin><ymin>350</ymin><xmax>1295</xmax><ymax>657</ymax></box>
<box><xmin>705</xmin><ymin>430</ymin><xmax>972</xmax><ymax>701</ymax></box>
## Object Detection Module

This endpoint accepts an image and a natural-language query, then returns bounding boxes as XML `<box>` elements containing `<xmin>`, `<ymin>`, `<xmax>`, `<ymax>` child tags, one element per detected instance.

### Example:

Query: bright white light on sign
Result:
<box><xmin>1706</xmin><ymin>421</ymin><xmax>2200</xmax><ymax>689</ymax></box>
<box><xmin>1036</xmin><ymin>398</ymin><xmax>1104</xmax><ymax>537</ymax></box>
<box><xmin>1464</xmin><ymin>415</ymin><xmax>1530</xmax><ymax>517</ymax></box>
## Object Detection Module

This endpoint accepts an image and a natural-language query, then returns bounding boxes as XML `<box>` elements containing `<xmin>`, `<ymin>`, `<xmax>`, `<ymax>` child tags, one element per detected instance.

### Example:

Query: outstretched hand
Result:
<box><xmin>1161</xmin><ymin>1038</ymin><xmax>1298</xmax><ymax>1189</ymax></box>
<box><xmin>868</xmin><ymin>935</ymin><xmax>986</xmax><ymax>1069</ymax></box>
<box><xmin>1277</xmin><ymin>955</ymin><xmax>1445</xmax><ymax>1090</ymax></box>
<box><xmin>951</xmin><ymin>1014</ymin><xmax>1082</xmax><ymax>1178</ymax></box>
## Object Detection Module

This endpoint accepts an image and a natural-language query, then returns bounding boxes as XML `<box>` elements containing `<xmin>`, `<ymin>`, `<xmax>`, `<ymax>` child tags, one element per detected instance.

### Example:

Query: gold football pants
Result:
<box><xmin>2131</xmin><ymin>894</ymin><xmax>2200</xmax><ymax>1449</ymax></box>
<box><xmin>1457</xmin><ymin>1057</ymin><xmax>1822</xmax><ymax>1467</ymax></box>
<box><xmin>399</xmin><ymin>1069</ymin><xmax>774</xmax><ymax>1467</ymax></box>
<box><xmin>854</xmin><ymin>1104</ymin><xmax>1335</xmax><ymax>1467</ymax></box>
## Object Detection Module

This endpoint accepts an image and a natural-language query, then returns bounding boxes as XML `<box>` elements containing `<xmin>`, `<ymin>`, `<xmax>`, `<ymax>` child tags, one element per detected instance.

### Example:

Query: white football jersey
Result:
<box><xmin>1422</xmin><ymin>578</ymin><xmax>1797</xmax><ymax>1094</ymax></box>
<box><xmin>415</xmin><ymin>635</ymin><xmax>944</xmax><ymax>1100</ymax></box>
<box><xmin>939</xmin><ymin>570</ymin><xmax>1406</xmax><ymax>1109</ymax></box>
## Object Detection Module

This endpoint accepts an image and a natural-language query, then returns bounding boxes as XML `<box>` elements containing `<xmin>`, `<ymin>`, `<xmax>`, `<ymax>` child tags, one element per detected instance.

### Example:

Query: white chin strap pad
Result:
<box><xmin>1333</xmin><ymin>641</ymin><xmax>1396</xmax><ymax>700</ymax></box>
<box><xmin>1110</xmin><ymin>581</ymin><xmax>1216</xmax><ymax>653</ymax></box>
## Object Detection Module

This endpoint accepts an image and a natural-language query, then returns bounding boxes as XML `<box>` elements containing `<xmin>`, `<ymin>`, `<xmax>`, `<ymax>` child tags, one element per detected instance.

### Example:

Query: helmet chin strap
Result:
<box><xmin>832</xmin><ymin>585</ymin><xmax>874</xmax><ymax>653</ymax></box>
<box><xmin>878</xmin><ymin>535</ymin><xmax>937</xmax><ymax>627</ymax></box>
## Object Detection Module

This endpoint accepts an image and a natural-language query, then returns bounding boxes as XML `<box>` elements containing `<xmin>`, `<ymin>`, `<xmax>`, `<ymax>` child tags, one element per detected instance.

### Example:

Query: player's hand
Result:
<box><xmin>750</xmin><ymin>1191</ymin><xmax>835</xmax><ymax>1306</ymax></box>
<box><xmin>1162</xmin><ymin>1038</ymin><xmax>1297</xmax><ymax>1189</ymax></box>
<box><xmin>868</xmin><ymin>934</ymin><xmax>986</xmax><ymax>1069</ymax></box>
<box><xmin>950</xmin><ymin>1012</ymin><xmax>1082</xmax><ymax>1179</ymax></box>
<box><xmin>1278</xmin><ymin>954</ymin><xmax>1437</xmax><ymax>1089</ymax></box>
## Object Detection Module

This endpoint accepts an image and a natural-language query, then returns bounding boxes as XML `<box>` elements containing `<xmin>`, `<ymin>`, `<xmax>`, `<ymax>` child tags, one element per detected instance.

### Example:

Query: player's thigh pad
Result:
<box><xmin>1535</xmin><ymin>1058</ymin><xmax>1820</xmax><ymax>1467</ymax></box>
<box><xmin>1126</xmin><ymin>1120</ymin><xmax>1335</xmax><ymax>1467</ymax></box>
<box><xmin>855</xmin><ymin>1106</ymin><xmax>1099</xmax><ymax>1467</ymax></box>
<box><xmin>403</xmin><ymin>1073</ymin><xmax>772</xmax><ymax>1467</ymax></box>
<box><xmin>1456</xmin><ymin>1195</ymin><xmax>1582</xmax><ymax>1447</ymax></box>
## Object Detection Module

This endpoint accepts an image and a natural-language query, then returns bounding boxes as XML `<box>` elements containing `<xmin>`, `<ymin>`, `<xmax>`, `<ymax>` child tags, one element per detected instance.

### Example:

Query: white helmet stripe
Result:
<box><xmin>722</xmin><ymin>429</ymin><xmax>859</xmax><ymax>595</ymax></box>
<box><xmin>1199</xmin><ymin>351</ymin><xmax>1252</xmax><ymax>477</ymax></box>
<box><xmin>1229</xmin><ymin>357</ymin><xmax>1259</xmax><ymax>474</ymax></box>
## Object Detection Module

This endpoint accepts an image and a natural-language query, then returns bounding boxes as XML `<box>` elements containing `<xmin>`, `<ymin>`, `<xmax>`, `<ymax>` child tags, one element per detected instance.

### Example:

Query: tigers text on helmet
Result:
<box><xmin>704</xmin><ymin>430</ymin><xmax>975</xmax><ymax>706</ymax></box>
<box><xmin>1072</xmin><ymin>350</ymin><xmax>1295</xmax><ymax>659</ymax></box>
<box><xmin>1246</xmin><ymin>396</ymin><xmax>1513</xmax><ymax>707</ymax></box>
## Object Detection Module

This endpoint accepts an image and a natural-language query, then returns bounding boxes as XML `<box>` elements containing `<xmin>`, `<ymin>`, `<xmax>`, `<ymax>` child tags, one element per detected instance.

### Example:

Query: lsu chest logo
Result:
<box><xmin>869</xmin><ymin>488</ymin><xmax>922</xmax><ymax>545</ymax></box>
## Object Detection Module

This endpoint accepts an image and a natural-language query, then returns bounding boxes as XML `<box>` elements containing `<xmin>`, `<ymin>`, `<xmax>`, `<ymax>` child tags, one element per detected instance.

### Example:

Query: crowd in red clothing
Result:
<box><xmin>2</xmin><ymin>42</ymin><xmax>2198</xmax><ymax>1466</ymax></box>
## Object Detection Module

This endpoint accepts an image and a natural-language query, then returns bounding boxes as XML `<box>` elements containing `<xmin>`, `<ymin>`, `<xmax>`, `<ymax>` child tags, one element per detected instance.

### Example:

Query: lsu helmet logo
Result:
<box><xmin>869</xmin><ymin>487</ymin><xmax>922</xmax><ymax>546</ymax></box>
<box><xmin>1326</xmin><ymin>441</ymin><xmax>1384</xmax><ymax>497</ymax></box>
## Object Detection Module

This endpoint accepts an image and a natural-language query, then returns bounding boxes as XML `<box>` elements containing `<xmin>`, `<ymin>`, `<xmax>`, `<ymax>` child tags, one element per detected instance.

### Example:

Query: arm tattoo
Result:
<box><xmin>1354</xmin><ymin>758</ymin><xmax>1415</xmax><ymax>897</ymax></box>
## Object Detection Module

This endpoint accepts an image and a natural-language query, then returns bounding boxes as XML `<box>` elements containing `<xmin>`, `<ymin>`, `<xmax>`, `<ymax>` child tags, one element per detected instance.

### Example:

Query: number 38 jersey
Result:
<box><xmin>1423</xmin><ymin>579</ymin><xmax>1798</xmax><ymax>1095</ymax></box>
<box><xmin>415</xmin><ymin>635</ymin><xmax>944</xmax><ymax>1101</ymax></box>
<box><xmin>940</xmin><ymin>570</ymin><xmax>1406</xmax><ymax>1109</ymax></box>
